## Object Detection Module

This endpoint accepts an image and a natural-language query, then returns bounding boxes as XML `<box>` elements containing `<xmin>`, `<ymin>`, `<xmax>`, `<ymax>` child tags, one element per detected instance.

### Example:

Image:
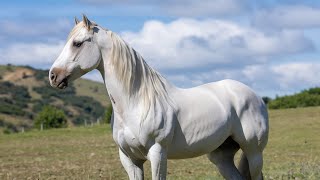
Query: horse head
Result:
<box><xmin>49</xmin><ymin>15</ymin><xmax>105</xmax><ymax>89</ymax></box>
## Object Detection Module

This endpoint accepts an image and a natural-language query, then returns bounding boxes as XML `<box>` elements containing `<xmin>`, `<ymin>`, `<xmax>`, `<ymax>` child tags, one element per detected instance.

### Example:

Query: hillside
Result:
<box><xmin>0</xmin><ymin>64</ymin><xmax>110</xmax><ymax>133</ymax></box>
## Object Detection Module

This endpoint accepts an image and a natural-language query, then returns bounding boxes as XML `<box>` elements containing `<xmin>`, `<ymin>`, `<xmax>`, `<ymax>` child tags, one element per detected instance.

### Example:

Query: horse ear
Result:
<box><xmin>82</xmin><ymin>14</ymin><xmax>91</xmax><ymax>31</ymax></box>
<box><xmin>74</xmin><ymin>17</ymin><xmax>80</xmax><ymax>25</ymax></box>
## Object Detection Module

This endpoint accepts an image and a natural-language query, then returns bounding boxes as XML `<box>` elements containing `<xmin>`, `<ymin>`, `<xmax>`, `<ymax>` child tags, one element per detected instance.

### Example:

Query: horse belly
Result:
<box><xmin>168</xmin><ymin>88</ymin><xmax>233</xmax><ymax>159</ymax></box>
<box><xmin>167</xmin><ymin>112</ymin><xmax>231</xmax><ymax>159</ymax></box>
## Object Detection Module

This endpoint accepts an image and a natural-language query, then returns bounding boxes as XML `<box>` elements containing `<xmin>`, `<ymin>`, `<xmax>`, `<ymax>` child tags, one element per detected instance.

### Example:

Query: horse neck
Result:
<box><xmin>97</xmin><ymin>56</ymin><xmax>131</xmax><ymax>113</ymax></box>
<box><xmin>97</xmin><ymin>37</ymin><xmax>175</xmax><ymax>114</ymax></box>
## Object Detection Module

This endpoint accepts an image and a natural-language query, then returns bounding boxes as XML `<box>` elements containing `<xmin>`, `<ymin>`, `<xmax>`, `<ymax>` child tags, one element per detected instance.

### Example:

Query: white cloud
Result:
<box><xmin>121</xmin><ymin>19</ymin><xmax>313</xmax><ymax>70</ymax></box>
<box><xmin>272</xmin><ymin>62</ymin><xmax>320</xmax><ymax>89</ymax></box>
<box><xmin>163</xmin><ymin>62</ymin><xmax>320</xmax><ymax>97</ymax></box>
<box><xmin>0</xmin><ymin>41</ymin><xmax>64</xmax><ymax>67</ymax></box>
<box><xmin>252</xmin><ymin>5</ymin><xmax>320</xmax><ymax>29</ymax></box>
<box><xmin>119</xmin><ymin>18</ymin><xmax>318</xmax><ymax>96</ymax></box>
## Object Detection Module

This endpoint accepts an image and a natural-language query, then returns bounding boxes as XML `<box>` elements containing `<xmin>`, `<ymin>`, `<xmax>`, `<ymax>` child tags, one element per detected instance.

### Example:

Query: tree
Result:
<box><xmin>262</xmin><ymin>96</ymin><xmax>271</xmax><ymax>105</ymax></box>
<box><xmin>34</xmin><ymin>106</ymin><xmax>67</xmax><ymax>129</ymax></box>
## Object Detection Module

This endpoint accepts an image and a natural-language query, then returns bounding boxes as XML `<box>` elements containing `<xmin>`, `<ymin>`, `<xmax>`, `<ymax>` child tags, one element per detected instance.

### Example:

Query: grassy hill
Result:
<box><xmin>0</xmin><ymin>64</ymin><xmax>110</xmax><ymax>133</ymax></box>
<box><xmin>0</xmin><ymin>106</ymin><xmax>319</xmax><ymax>179</ymax></box>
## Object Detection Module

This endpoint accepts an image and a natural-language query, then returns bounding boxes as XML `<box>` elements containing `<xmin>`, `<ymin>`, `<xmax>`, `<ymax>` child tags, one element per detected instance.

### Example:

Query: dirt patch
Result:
<box><xmin>3</xmin><ymin>67</ymin><xmax>35</xmax><ymax>82</ymax></box>
<box><xmin>2</xmin><ymin>67</ymin><xmax>45</xmax><ymax>87</ymax></box>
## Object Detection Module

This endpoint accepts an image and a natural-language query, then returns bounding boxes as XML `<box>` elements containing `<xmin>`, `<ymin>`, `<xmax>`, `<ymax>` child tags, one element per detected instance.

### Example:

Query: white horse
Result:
<box><xmin>49</xmin><ymin>15</ymin><xmax>269</xmax><ymax>180</ymax></box>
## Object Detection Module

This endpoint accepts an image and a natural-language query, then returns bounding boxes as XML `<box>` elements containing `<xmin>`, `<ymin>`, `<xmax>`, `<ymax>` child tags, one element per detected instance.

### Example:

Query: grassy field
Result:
<box><xmin>0</xmin><ymin>107</ymin><xmax>319</xmax><ymax>179</ymax></box>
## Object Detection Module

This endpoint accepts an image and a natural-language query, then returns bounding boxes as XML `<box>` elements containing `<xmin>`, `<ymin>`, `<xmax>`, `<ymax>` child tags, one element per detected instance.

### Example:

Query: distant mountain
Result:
<box><xmin>0</xmin><ymin>64</ymin><xmax>110</xmax><ymax>133</ymax></box>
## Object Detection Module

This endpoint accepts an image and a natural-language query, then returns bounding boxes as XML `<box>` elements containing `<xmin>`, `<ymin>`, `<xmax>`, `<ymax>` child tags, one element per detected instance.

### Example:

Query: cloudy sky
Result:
<box><xmin>1</xmin><ymin>0</ymin><xmax>320</xmax><ymax>97</ymax></box>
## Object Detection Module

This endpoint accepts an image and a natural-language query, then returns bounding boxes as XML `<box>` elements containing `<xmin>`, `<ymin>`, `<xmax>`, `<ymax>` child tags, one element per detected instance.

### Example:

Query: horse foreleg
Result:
<box><xmin>148</xmin><ymin>143</ymin><xmax>167</xmax><ymax>180</ymax></box>
<box><xmin>119</xmin><ymin>149</ymin><xmax>145</xmax><ymax>180</ymax></box>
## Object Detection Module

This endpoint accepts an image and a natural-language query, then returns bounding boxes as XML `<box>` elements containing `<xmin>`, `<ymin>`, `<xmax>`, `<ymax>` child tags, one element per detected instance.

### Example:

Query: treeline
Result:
<box><xmin>264</xmin><ymin>87</ymin><xmax>320</xmax><ymax>109</ymax></box>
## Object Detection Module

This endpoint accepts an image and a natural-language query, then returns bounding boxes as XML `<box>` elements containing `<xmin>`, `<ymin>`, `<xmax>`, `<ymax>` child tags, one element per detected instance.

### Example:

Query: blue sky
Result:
<box><xmin>1</xmin><ymin>0</ymin><xmax>320</xmax><ymax>97</ymax></box>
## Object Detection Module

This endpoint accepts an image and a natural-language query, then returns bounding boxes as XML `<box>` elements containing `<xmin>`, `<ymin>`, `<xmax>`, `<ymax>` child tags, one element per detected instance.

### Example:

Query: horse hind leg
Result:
<box><xmin>235</xmin><ymin>134</ymin><xmax>265</xmax><ymax>180</ymax></box>
<box><xmin>241</xmin><ymin>150</ymin><xmax>263</xmax><ymax>180</ymax></box>
<box><xmin>238</xmin><ymin>152</ymin><xmax>254</xmax><ymax>180</ymax></box>
<box><xmin>207</xmin><ymin>137</ymin><xmax>244</xmax><ymax>180</ymax></box>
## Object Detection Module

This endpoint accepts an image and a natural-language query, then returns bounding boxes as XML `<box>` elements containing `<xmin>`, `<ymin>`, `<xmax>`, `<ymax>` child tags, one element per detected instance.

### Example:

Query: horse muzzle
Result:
<box><xmin>49</xmin><ymin>67</ymin><xmax>69</xmax><ymax>89</ymax></box>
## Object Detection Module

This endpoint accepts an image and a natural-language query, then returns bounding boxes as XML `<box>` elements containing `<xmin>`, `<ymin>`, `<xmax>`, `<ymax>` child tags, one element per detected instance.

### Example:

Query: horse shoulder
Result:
<box><xmin>112</xmin><ymin>102</ymin><xmax>176</xmax><ymax>159</ymax></box>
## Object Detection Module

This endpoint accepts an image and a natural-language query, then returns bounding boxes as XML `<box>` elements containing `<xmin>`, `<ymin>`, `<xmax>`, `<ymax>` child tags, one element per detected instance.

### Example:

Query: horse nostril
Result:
<box><xmin>50</xmin><ymin>72</ymin><xmax>56</xmax><ymax>81</ymax></box>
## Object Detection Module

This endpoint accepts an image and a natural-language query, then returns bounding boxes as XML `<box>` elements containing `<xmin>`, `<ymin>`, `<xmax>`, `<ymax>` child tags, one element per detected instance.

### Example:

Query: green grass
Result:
<box><xmin>0</xmin><ymin>107</ymin><xmax>319</xmax><ymax>179</ymax></box>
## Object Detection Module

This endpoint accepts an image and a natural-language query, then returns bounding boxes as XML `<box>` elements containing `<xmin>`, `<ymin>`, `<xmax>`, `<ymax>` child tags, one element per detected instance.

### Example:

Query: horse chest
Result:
<box><xmin>113</xmin><ymin>125</ymin><xmax>148</xmax><ymax>160</ymax></box>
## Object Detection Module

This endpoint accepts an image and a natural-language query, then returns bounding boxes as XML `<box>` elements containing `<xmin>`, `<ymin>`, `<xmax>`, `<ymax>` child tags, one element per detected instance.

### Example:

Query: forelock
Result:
<box><xmin>68</xmin><ymin>22</ymin><xmax>86</xmax><ymax>40</ymax></box>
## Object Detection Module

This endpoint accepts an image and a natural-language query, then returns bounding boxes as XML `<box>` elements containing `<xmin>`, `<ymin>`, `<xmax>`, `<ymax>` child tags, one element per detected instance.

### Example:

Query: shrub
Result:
<box><xmin>0</xmin><ymin>82</ymin><xmax>31</xmax><ymax>116</ymax></box>
<box><xmin>0</xmin><ymin>118</ymin><xmax>19</xmax><ymax>134</ymax></box>
<box><xmin>0</xmin><ymin>102</ymin><xmax>26</xmax><ymax>116</ymax></box>
<box><xmin>3</xmin><ymin>128</ymin><xmax>11</xmax><ymax>134</ymax></box>
<box><xmin>268</xmin><ymin>87</ymin><xmax>320</xmax><ymax>109</ymax></box>
<box><xmin>34</xmin><ymin>69</ymin><xmax>49</xmax><ymax>80</ymax></box>
<box><xmin>262</xmin><ymin>96</ymin><xmax>271</xmax><ymax>105</ymax></box>
<box><xmin>34</xmin><ymin>83</ymin><xmax>105</xmax><ymax>126</ymax></box>
<box><xmin>65</xmin><ymin>96</ymin><xmax>105</xmax><ymax>120</ymax></box>
<box><xmin>34</xmin><ymin>106</ymin><xmax>67</xmax><ymax>129</ymax></box>
<box><xmin>103</xmin><ymin>105</ymin><xmax>113</xmax><ymax>124</ymax></box>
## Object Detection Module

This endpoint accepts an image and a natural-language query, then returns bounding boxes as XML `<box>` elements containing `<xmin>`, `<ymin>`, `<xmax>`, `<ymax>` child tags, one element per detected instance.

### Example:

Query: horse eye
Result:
<box><xmin>73</xmin><ymin>41</ymin><xmax>83</xmax><ymax>47</ymax></box>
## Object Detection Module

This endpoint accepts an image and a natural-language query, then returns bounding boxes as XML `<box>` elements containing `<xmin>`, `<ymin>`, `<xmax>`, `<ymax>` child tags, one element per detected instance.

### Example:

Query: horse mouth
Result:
<box><xmin>51</xmin><ymin>76</ymin><xmax>69</xmax><ymax>89</ymax></box>
<box><xmin>57</xmin><ymin>78</ymin><xmax>68</xmax><ymax>89</ymax></box>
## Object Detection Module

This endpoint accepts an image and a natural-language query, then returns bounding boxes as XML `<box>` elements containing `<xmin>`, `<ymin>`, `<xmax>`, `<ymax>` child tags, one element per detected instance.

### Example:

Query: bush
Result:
<box><xmin>103</xmin><ymin>105</ymin><xmax>113</xmax><ymax>124</ymax></box>
<box><xmin>34</xmin><ymin>106</ymin><xmax>67</xmax><ymax>129</ymax></box>
<box><xmin>0</xmin><ymin>102</ymin><xmax>26</xmax><ymax>116</ymax></box>
<box><xmin>268</xmin><ymin>87</ymin><xmax>320</xmax><ymax>109</ymax></box>
<box><xmin>0</xmin><ymin>118</ymin><xmax>19</xmax><ymax>134</ymax></box>
<box><xmin>65</xmin><ymin>96</ymin><xmax>105</xmax><ymax>117</ymax></box>
<box><xmin>262</xmin><ymin>96</ymin><xmax>271</xmax><ymax>105</ymax></box>
<box><xmin>34</xmin><ymin>83</ymin><xmax>105</xmax><ymax>126</ymax></box>
<box><xmin>0</xmin><ymin>82</ymin><xmax>31</xmax><ymax>115</ymax></box>
<box><xmin>0</xmin><ymin>82</ymin><xmax>31</xmax><ymax>116</ymax></box>
<box><xmin>34</xmin><ymin>69</ymin><xmax>49</xmax><ymax>81</ymax></box>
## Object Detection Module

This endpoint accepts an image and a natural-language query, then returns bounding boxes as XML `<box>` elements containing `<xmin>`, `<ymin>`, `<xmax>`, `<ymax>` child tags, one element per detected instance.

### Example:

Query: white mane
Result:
<box><xmin>109</xmin><ymin>32</ymin><xmax>171</xmax><ymax>111</ymax></box>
